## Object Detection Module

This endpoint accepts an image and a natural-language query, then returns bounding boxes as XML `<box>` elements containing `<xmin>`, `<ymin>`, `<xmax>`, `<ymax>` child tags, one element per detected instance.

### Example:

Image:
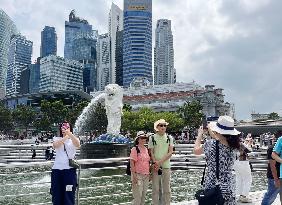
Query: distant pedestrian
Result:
<box><xmin>31</xmin><ymin>149</ymin><xmax>36</xmax><ymax>159</ymax></box>
<box><xmin>234</xmin><ymin>140</ymin><xmax>252</xmax><ymax>203</ymax></box>
<box><xmin>261</xmin><ymin>131</ymin><xmax>282</xmax><ymax>205</ymax></box>
<box><xmin>49</xmin><ymin>147</ymin><xmax>54</xmax><ymax>160</ymax></box>
<box><xmin>45</xmin><ymin>147</ymin><xmax>50</xmax><ymax>160</ymax></box>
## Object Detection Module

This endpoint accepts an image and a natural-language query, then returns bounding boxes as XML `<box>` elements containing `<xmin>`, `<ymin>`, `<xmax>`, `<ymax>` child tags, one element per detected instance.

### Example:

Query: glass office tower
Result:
<box><xmin>123</xmin><ymin>0</ymin><xmax>152</xmax><ymax>87</ymax></box>
<box><xmin>6</xmin><ymin>34</ymin><xmax>32</xmax><ymax>96</ymax></box>
<box><xmin>0</xmin><ymin>9</ymin><xmax>17</xmax><ymax>98</ymax></box>
<box><xmin>154</xmin><ymin>19</ymin><xmax>175</xmax><ymax>85</ymax></box>
<box><xmin>41</xmin><ymin>26</ymin><xmax>57</xmax><ymax>57</ymax></box>
<box><xmin>64</xmin><ymin>10</ymin><xmax>92</xmax><ymax>60</ymax></box>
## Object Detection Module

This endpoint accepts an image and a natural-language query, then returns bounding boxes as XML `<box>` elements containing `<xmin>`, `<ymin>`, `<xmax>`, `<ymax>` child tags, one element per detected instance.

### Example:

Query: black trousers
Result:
<box><xmin>51</xmin><ymin>169</ymin><xmax>77</xmax><ymax>205</ymax></box>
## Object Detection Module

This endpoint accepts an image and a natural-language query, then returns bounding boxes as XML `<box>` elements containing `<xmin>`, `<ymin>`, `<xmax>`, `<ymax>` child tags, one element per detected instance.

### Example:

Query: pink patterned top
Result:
<box><xmin>130</xmin><ymin>146</ymin><xmax>150</xmax><ymax>175</ymax></box>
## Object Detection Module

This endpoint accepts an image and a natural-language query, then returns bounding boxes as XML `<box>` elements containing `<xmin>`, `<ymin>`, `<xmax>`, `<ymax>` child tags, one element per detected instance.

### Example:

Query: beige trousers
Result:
<box><xmin>132</xmin><ymin>173</ymin><xmax>150</xmax><ymax>205</ymax></box>
<box><xmin>152</xmin><ymin>168</ymin><xmax>171</xmax><ymax>205</ymax></box>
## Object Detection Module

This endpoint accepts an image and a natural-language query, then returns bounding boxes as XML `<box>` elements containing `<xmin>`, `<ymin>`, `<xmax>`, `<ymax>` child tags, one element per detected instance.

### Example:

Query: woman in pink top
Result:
<box><xmin>130</xmin><ymin>131</ymin><xmax>151</xmax><ymax>205</ymax></box>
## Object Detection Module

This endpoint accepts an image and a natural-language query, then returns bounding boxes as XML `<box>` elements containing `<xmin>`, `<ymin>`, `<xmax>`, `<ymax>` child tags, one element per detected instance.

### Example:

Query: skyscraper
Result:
<box><xmin>73</xmin><ymin>31</ymin><xmax>98</xmax><ymax>93</ymax></box>
<box><xmin>108</xmin><ymin>3</ymin><xmax>123</xmax><ymax>84</ymax></box>
<box><xmin>40</xmin><ymin>26</ymin><xmax>57</xmax><ymax>57</ymax></box>
<box><xmin>40</xmin><ymin>55</ymin><xmax>83</xmax><ymax>92</ymax></box>
<box><xmin>6</xmin><ymin>34</ymin><xmax>33</xmax><ymax>96</ymax></box>
<box><xmin>64</xmin><ymin>10</ymin><xmax>93</xmax><ymax>60</ymax></box>
<box><xmin>0</xmin><ymin>9</ymin><xmax>17</xmax><ymax>98</ymax></box>
<box><xmin>29</xmin><ymin>58</ymin><xmax>40</xmax><ymax>94</ymax></box>
<box><xmin>123</xmin><ymin>0</ymin><xmax>152</xmax><ymax>87</ymax></box>
<box><xmin>97</xmin><ymin>34</ymin><xmax>110</xmax><ymax>91</ymax></box>
<box><xmin>19</xmin><ymin>67</ymin><xmax>30</xmax><ymax>94</ymax></box>
<box><xmin>154</xmin><ymin>19</ymin><xmax>175</xmax><ymax>85</ymax></box>
<box><xmin>115</xmin><ymin>30</ymin><xmax>123</xmax><ymax>86</ymax></box>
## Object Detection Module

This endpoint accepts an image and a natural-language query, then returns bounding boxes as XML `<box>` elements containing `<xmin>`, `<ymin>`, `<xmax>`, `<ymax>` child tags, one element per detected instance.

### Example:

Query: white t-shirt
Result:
<box><xmin>52</xmin><ymin>137</ymin><xmax>77</xmax><ymax>170</ymax></box>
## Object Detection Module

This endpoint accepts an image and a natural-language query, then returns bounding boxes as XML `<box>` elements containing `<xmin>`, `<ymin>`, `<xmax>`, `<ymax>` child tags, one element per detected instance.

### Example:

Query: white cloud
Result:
<box><xmin>1</xmin><ymin>0</ymin><xmax>281</xmax><ymax>120</ymax></box>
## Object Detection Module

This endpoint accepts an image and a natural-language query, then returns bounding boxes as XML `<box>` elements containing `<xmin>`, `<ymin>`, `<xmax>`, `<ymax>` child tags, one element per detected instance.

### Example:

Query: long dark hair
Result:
<box><xmin>275</xmin><ymin>130</ymin><xmax>282</xmax><ymax>138</ymax></box>
<box><xmin>222</xmin><ymin>134</ymin><xmax>240</xmax><ymax>149</ymax></box>
<box><xmin>59</xmin><ymin>121</ymin><xmax>73</xmax><ymax>137</ymax></box>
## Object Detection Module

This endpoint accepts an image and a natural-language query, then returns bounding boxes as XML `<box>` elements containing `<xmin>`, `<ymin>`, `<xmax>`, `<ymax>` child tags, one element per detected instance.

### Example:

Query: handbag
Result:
<box><xmin>64</xmin><ymin>145</ymin><xmax>79</xmax><ymax>169</ymax></box>
<box><xmin>195</xmin><ymin>140</ymin><xmax>225</xmax><ymax>205</ymax></box>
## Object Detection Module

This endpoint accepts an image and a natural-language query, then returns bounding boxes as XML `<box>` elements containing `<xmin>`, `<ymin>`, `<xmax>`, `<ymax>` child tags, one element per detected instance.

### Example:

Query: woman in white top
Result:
<box><xmin>51</xmin><ymin>121</ymin><xmax>80</xmax><ymax>205</ymax></box>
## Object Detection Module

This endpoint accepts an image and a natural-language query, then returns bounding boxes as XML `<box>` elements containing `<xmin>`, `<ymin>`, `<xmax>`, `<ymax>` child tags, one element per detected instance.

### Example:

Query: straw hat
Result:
<box><xmin>209</xmin><ymin>116</ymin><xmax>240</xmax><ymax>135</ymax></box>
<box><xmin>134</xmin><ymin>131</ymin><xmax>148</xmax><ymax>144</ymax></box>
<box><xmin>154</xmin><ymin>119</ymin><xmax>169</xmax><ymax>132</ymax></box>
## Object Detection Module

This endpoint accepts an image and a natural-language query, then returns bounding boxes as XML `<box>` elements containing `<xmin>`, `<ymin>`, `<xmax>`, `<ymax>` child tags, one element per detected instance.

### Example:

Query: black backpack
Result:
<box><xmin>151</xmin><ymin>134</ymin><xmax>171</xmax><ymax>145</ymax></box>
<box><xmin>150</xmin><ymin>134</ymin><xmax>175</xmax><ymax>151</ymax></box>
<box><xmin>126</xmin><ymin>146</ymin><xmax>140</xmax><ymax>176</ymax></box>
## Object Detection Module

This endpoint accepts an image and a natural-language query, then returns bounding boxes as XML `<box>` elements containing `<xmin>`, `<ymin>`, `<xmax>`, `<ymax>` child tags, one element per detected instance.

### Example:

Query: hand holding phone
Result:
<box><xmin>202</xmin><ymin>117</ymin><xmax>208</xmax><ymax>129</ymax></box>
<box><xmin>62</xmin><ymin>122</ymin><xmax>70</xmax><ymax>131</ymax></box>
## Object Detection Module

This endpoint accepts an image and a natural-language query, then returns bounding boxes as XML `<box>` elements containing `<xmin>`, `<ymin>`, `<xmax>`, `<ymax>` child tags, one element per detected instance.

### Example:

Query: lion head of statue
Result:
<box><xmin>104</xmin><ymin>84</ymin><xmax>123</xmax><ymax>102</ymax></box>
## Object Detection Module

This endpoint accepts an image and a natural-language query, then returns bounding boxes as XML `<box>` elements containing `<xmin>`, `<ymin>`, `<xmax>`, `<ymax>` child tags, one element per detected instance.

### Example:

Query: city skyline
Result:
<box><xmin>0</xmin><ymin>0</ymin><xmax>281</xmax><ymax>120</ymax></box>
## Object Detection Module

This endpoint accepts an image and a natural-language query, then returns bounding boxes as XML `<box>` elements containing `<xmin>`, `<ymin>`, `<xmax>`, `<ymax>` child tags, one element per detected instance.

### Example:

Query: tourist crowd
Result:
<box><xmin>21</xmin><ymin>116</ymin><xmax>282</xmax><ymax>205</ymax></box>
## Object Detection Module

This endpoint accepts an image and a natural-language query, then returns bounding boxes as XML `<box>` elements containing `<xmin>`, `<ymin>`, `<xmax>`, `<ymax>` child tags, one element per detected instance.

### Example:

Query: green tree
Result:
<box><xmin>41</xmin><ymin>100</ymin><xmax>69</xmax><ymax>125</ymax></box>
<box><xmin>178</xmin><ymin>100</ymin><xmax>204</xmax><ymax>131</ymax></box>
<box><xmin>269</xmin><ymin>112</ymin><xmax>279</xmax><ymax>120</ymax></box>
<box><xmin>67</xmin><ymin>101</ymin><xmax>89</xmax><ymax>125</ymax></box>
<box><xmin>123</xmin><ymin>104</ymin><xmax>133</xmax><ymax>112</ymax></box>
<box><xmin>83</xmin><ymin>102</ymin><xmax>107</xmax><ymax>134</ymax></box>
<box><xmin>12</xmin><ymin>105</ymin><xmax>36</xmax><ymax>137</ymax></box>
<box><xmin>34</xmin><ymin>115</ymin><xmax>52</xmax><ymax>132</ymax></box>
<box><xmin>0</xmin><ymin>104</ymin><xmax>13</xmax><ymax>133</ymax></box>
<box><xmin>156</xmin><ymin>111</ymin><xmax>185</xmax><ymax>133</ymax></box>
<box><xmin>121</xmin><ymin>109</ymin><xmax>141</xmax><ymax>135</ymax></box>
<box><xmin>121</xmin><ymin>107</ymin><xmax>185</xmax><ymax>136</ymax></box>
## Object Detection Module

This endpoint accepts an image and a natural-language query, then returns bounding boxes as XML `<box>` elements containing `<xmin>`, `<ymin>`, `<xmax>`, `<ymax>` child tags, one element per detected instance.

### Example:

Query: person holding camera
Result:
<box><xmin>148</xmin><ymin>119</ymin><xmax>174</xmax><ymax>205</ymax></box>
<box><xmin>130</xmin><ymin>131</ymin><xmax>150</xmax><ymax>205</ymax></box>
<box><xmin>194</xmin><ymin>116</ymin><xmax>240</xmax><ymax>205</ymax></box>
<box><xmin>51</xmin><ymin>121</ymin><xmax>80</xmax><ymax>205</ymax></box>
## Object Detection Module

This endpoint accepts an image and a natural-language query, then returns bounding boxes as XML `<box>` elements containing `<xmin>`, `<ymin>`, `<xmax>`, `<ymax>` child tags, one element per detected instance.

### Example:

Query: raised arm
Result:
<box><xmin>194</xmin><ymin>126</ymin><xmax>204</xmax><ymax>155</ymax></box>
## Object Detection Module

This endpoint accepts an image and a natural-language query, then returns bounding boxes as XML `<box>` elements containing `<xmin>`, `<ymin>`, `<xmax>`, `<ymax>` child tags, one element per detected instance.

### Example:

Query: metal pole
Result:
<box><xmin>76</xmin><ymin>166</ymin><xmax>81</xmax><ymax>205</ymax></box>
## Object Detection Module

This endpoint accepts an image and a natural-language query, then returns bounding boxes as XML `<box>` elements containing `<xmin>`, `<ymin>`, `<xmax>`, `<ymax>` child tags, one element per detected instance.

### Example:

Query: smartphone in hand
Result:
<box><xmin>202</xmin><ymin>117</ymin><xmax>208</xmax><ymax>129</ymax></box>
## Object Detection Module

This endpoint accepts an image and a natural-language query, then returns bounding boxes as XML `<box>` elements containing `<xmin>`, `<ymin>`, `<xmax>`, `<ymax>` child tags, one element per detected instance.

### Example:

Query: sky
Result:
<box><xmin>1</xmin><ymin>0</ymin><xmax>282</xmax><ymax>120</ymax></box>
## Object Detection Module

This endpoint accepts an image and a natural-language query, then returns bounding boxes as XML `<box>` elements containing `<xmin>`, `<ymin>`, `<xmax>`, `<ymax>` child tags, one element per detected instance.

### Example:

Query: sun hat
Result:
<box><xmin>209</xmin><ymin>116</ymin><xmax>240</xmax><ymax>136</ymax></box>
<box><xmin>134</xmin><ymin>131</ymin><xmax>147</xmax><ymax>141</ymax></box>
<box><xmin>154</xmin><ymin>119</ymin><xmax>169</xmax><ymax>132</ymax></box>
<box><xmin>137</xmin><ymin>131</ymin><xmax>146</xmax><ymax>137</ymax></box>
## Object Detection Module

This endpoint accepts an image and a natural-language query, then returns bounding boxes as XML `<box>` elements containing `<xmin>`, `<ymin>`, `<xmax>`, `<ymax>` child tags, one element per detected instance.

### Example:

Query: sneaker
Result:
<box><xmin>238</xmin><ymin>195</ymin><xmax>252</xmax><ymax>203</ymax></box>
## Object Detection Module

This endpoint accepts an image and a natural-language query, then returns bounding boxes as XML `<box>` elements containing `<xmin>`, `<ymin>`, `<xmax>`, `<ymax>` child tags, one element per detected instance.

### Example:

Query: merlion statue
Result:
<box><xmin>104</xmin><ymin>84</ymin><xmax>123</xmax><ymax>136</ymax></box>
<box><xmin>73</xmin><ymin>84</ymin><xmax>123</xmax><ymax>136</ymax></box>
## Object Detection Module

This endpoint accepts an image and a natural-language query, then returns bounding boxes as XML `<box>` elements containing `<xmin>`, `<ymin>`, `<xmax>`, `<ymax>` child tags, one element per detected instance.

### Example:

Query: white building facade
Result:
<box><xmin>39</xmin><ymin>55</ymin><xmax>83</xmax><ymax>92</ymax></box>
<box><xmin>96</xmin><ymin>34</ymin><xmax>111</xmax><ymax>91</ymax></box>
<box><xmin>124</xmin><ymin>82</ymin><xmax>234</xmax><ymax>118</ymax></box>
<box><xmin>90</xmin><ymin>82</ymin><xmax>234</xmax><ymax>118</ymax></box>
<box><xmin>0</xmin><ymin>9</ymin><xmax>17</xmax><ymax>98</ymax></box>
<box><xmin>6</xmin><ymin>34</ymin><xmax>32</xmax><ymax>96</ymax></box>
<box><xmin>154</xmin><ymin>19</ymin><xmax>175</xmax><ymax>85</ymax></box>
<box><xmin>108</xmin><ymin>3</ymin><xmax>123</xmax><ymax>84</ymax></box>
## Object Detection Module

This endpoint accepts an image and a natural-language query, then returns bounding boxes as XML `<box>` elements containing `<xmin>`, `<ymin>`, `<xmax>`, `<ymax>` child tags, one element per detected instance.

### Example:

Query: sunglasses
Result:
<box><xmin>158</xmin><ymin>124</ymin><xmax>167</xmax><ymax>127</ymax></box>
<box><xmin>140</xmin><ymin>137</ymin><xmax>148</xmax><ymax>140</ymax></box>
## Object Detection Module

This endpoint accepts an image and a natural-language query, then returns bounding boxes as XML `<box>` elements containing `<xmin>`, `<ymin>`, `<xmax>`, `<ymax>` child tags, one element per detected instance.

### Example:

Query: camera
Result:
<box><xmin>202</xmin><ymin>117</ymin><xmax>208</xmax><ymax>129</ymax></box>
<box><xmin>158</xmin><ymin>167</ymin><xmax>162</xmax><ymax>175</ymax></box>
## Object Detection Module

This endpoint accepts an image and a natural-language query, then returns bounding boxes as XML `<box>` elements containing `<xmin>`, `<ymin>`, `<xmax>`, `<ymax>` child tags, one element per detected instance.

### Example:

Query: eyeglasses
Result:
<box><xmin>140</xmin><ymin>137</ymin><xmax>147</xmax><ymax>140</ymax></box>
<box><xmin>158</xmin><ymin>124</ymin><xmax>167</xmax><ymax>127</ymax></box>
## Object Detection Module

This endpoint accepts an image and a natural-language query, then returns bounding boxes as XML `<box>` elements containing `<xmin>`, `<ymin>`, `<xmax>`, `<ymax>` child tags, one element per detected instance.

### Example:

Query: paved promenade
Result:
<box><xmin>173</xmin><ymin>191</ymin><xmax>280</xmax><ymax>205</ymax></box>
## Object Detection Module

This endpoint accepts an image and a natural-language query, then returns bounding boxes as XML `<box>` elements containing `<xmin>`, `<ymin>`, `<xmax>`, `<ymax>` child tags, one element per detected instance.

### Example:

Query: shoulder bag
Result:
<box><xmin>64</xmin><ymin>144</ymin><xmax>79</xmax><ymax>169</ymax></box>
<box><xmin>195</xmin><ymin>140</ymin><xmax>225</xmax><ymax>205</ymax></box>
